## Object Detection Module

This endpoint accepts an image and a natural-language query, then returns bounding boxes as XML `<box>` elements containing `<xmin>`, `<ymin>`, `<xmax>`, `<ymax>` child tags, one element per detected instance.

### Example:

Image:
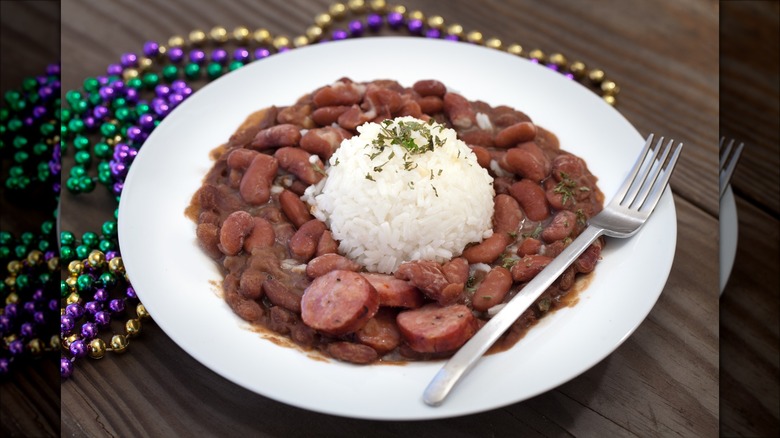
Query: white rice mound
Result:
<box><xmin>303</xmin><ymin>116</ymin><xmax>494</xmax><ymax>274</ymax></box>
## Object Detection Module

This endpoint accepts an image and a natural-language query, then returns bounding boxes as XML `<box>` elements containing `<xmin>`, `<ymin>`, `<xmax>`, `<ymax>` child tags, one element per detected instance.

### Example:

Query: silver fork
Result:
<box><xmin>423</xmin><ymin>133</ymin><xmax>683</xmax><ymax>406</ymax></box>
<box><xmin>719</xmin><ymin>137</ymin><xmax>744</xmax><ymax>199</ymax></box>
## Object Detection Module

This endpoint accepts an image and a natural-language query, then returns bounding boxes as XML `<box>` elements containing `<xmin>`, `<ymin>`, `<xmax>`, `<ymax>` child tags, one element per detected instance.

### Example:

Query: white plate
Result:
<box><xmin>719</xmin><ymin>186</ymin><xmax>738</xmax><ymax>294</ymax></box>
<box><xmin>119</xmin><ymin>37</ymin><xmax>677</xmax><ymax>420</ymax></box>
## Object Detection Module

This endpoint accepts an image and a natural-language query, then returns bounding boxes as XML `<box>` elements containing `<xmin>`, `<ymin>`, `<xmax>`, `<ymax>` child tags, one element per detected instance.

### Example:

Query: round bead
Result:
<box><xmin>69</xmin><ymin>339</ymin><xmax>88</xmax><ymax>358</ymax></box>
<box><xmin>94</xmin><ymin>311</ymin><xmax>110</xmax><ymax>326</ymax></box>
<box><xmin>387</xmin><ymin>12</ymin><xmax>404</xmax><ymax>28</ymax></box>
<box><xmin>136</xmin><ymin>303</ymin><xmax>150</xmax><ymax>319</ymax></box>
<box><xmin>601</xmin><ymin>80</ymin><xmax>620</xmax><ymax>96</ymax></box>
<box><xmin>65</xmin><ymin>303</ymin><xmax>85</xmax><ymax>319</ymax></box>
<box><xmin>7</xmin><ymin>260</ymin><xmax>23</xmax><ymax>275</ymax></box>
<box><xmin>408</xmin><ymin>10</ymin><xmax>424</xmax><ymax>22</ymax></box>
<box><xmin>80</xmin><ymin>322</ymin><xmax>98</xmax><ymax>340</ymax></box>
<box><xmin>485</xmin><ymin>38</ymin><xmax>502</xmax><ymax>50</ymax></box>
<box><xmin>348</xmin><ymin>0</ymin><xmax>366</xmax><ymax>13</ymax></box>
<box><xmin>188</xmin><ymin>30</ymin><xmax>207</xmax><ymax>45</ymax></box>
<box><xmin>315</xmin><ymin>13</ymin><xmax>333</xmax><ymax>29</ymax></box>
<box><xmin>110</xmin><ymin>334</ymin><xmax>128</xmax><ymax>353</ymax></box>
<box><xmin>407</xmin><ymin>19</ymin><xmax>423</xmax><ymax>35</ymax></box>
<box><xmin>232</xmin><ymin>26</ymin><xmax>250</xmax><ymax>42</ymax></box>
<box><xmin>50</xmin><ymin>335</ymin><xmax>60</xmax><ymax>350</ymax></box>
<box><xmin>88</xmin><ymin>250</ymin><xmax>106</xmax><ymax>268</ymax></box>
<box><xmin>84</xmin><ymin>300</ymin><xmax>102</xmax><ymax>314</ymax></box>
<box><xmin>548</xmin><ymin>53</ymin><xmax>567</xmax><ymax>68</ymax></box>
<box><xmin>528</xmin><ymin>49</ymin><xmax>545</xmax><ymax>62</ymax></box>
<box><xmin>209</xmin><ymin>26</ymin><xmax>228</xmax><ymax>43</ymax></box>
<box><xmin>603</xmin><ymin>95</ymin><xmax>617</xmax><ymax>106</ymax></box>
<box><xmin>125</xmin><ymin>318</ymin><xmax>141</xmax><ymax>337</ymax></box>
<box><xmin>366</xmin><ymin>14</ymin><xmax>383</xmax><ymax>31</ymax></box>
<box><xmin>329</xmin><ymin>3</ymin><xmax>347</xmax><ymax>19</ymax></box>
<box><xmin>66</xmin><ymin>292</ymin><xmax>81</xmax><ymax>305</ymax></box>
<box><xmin>369</xmin><ymin>0</ymin><xmax>387</xmax><ymax>13</ymax></box>
<box><xmin>27</xmin><ymin>338</ymin><xmax>42</xmax><ymax>356</ymax></box>
<box><xmin>293</xmin><ymin>35</ymin><xmax>309</xmax><ymax>48</ymax></box>
<box><xmin>272</xmin><ymin>36</ymin><xmax>290</xmax><ymax>51</ymax></box>
<box><xmin>252</xmin><ymin>28</ymin><xmax>272</xmax><ymax>45</ymax></box>
<box><xmin>446</xmin><ymin>23</ymin><xmax>464</xmax><ymax>38</ymax></box>
<box><xmin>61</xmin><ymin>356</ymin><xmax>74</xmax><ymax>378</ymax></box>
<box><xmin>143</xmin><ymin>41</ymin><xmax>160</xmax><ymax>57</ymax></box>
<box><xmin>93</xmin><ymin>288</ymin><xmax>108</xmax><ymax>303</ymax></box>
<box><xmin>60</xmin><ymin>314</ymin><xmax>75</xmax><ymax>333</ymax></box>
<box><xmin>466</xmin><ymin>31</ymin><xmax>484</xmax><ymax>45</ymax></box>
<box><xmin>88</xmin><ymin>338</ymin><xmax>107</xmax><ymax>359</ymax></box>
<box><xmin>588</xmin><ymin>68</ymin><xmax>605</xmax><ymax>84</ymax></box>
<box><xmin>109</xmin><ymin>298</ymin><xmax>125</xmax><ymax>313</ymax></box>
<box><xmin>168</xmin><ymin>47</ymin><xmax>184</xmax><ymax>63</ymax></box>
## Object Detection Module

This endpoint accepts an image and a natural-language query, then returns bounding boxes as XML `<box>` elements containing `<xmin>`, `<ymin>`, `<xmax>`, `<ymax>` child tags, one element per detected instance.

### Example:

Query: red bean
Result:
<box><xmin>226</xmin><ymin>148</ymin><xmax>258</xmax><ymax>171</ymax></box>
<box><xmin>306</xmin><ymin>253</ymin><xmax>361</xmax><ymax>278</ymax></box>
<box><xmin>508</xmin><ymin>179</ymin><xmax>550</xmax><ymax>221</ymax></box>
<box><xmin>316</xmin><ymin>230</ymin><xmax>339</xmax><ymax>256</ymax></box>
<box><xmin>558</xmin><ymin>266</ymin><xmax>576</xmax><ymax>291</ymax></box>
<box><xmin>511</xmin><ymin>254</ymin><xmax>553</xmax><ymax>282</ymax></box>
<box><xmin>274</xmin><ymin>147</ymin><xmax>324</xmax><ymax>186</ymax></box>
<box><xmin>196</xmin><ymin>223</ymin><xmax>222</xmax><ymax>259</ymax></box>
<box><xmin>364</xmin><ymin>86</ymin><xmax>404</xmax><ymax>116</ymax></box>
<box><xmin>243</xmin><ymin>217</ymin><xmax>275</xmax><ymax>252</ymax></box>
<box><xmin>552</xmin><ymin>153</ymin><xmax>586</xmax><ymax>181</ymax></box>
<box><xmin>460</xmin><ymin>130</ymin><xmax>495</xmax><ymax>148</ymax></box>
<box><xmin>494</xmin><ymin>121</ymin><xmax>538</xmax><ymax>148</ymax></box>
<box><xmin>397</xmin><ymin>99</ymin><xmax>423</xmax><ymax>118</ymax></box>
<box><xmin>239</xmin><ymin>153</ymin><xmax>278</xmax><ymax>205</ymax></box>
<box><xmin>355</xmin><ymin>309</ymin><xmax>401</xmax><ymax>355</ymax></box>
<box><xmin>461</xmin><ymin>232</ymin><xmax>511</xmax><ymax>264</ymax></box>
<box><xmin>337</xmin><ymin>105</ymin><xmax>374</xmax><ymax>131</ymax></box>
<box><xmin>517</xmin><ymin>237</ymin><xmax>542</xmax><ymax>256</ymax></box>
<box><xmin>218</xmin><ymin>211</ymin><xmax>254</xmax><ymax>256</ymax></box>
<box><xmin>493</xmin><ymin>194</ymin><xmax>524</xmax><ymax>235</ymax></box>
<box><xmin>231</xmin><ymin>297</ymin><xmax>265</xmax><ymax>323</ymax></box>
<box><xmin>443</xmin><ymin>92</ymin><xmax>476</xmax><ymax>129</ymax></box>
<box><xmin>500</xmin><ymin>144</ymin><xmax>548</xmax><ymax>182</ymax></box>
<box><xmin>263</xmin><ymin>277</ymin><xmax>302</xmax><ymax>313</ymax></box>
<box><xmin>299</xmin><ymin>126</ymin><xmax>349</xmax><ymax>161</ymax></box>
<box><xmin>239</xmin><ymin>269</ymin><xmax>265</xmax><ymax>300</ymax></box>
<box><xmin>276</xmin><ymin>103</ymin><xmax>313</xmax><ymax>128</ymax></box>
<box><xmin>541</xmin><ymin>210</ymin><xmax>578</xmax><ymax>243</ymax></box>
<box><xmin>417</xmin><ymin>96</ymin><xmax>444</xmax><ymax>114</ymax></box>
<box><xmin>469</xmin><ymin>145</ymin><xmax>492</xmax><ymax>169</ymax></box>
<box><xmin>472</xmin><ymin>266</ymin><xmax>513</xmax><ymax>312</ymax></box>
<box><xmin>289</xmin><ymin>219</ymin><xmax>327</xmax><ymax>262</ymax></box>
<box><xmin>279</xmin><ymin>189</ymin><xmax>313</xmax><ymax>228</ymax></box>
<box><xmin>311</xmin><ymin>105</ymin><xmax>351</xmax><ymax>126</ymax></box>
<box><xmin>413</xmin><ymin>79</ymin><xmax>446</xmax><ymax>97</ymax></box>
<box><xmin>326</xmin><ymin>342</ymin><xmax>378</xmax><ymax>364</ymax></box>
<box><xmin>249</xmin><ymin>124</ymin><xmax>301</xmax><ymax>150</ymax></box>
<box><xmin>312</xmin><ymin>82</ymin><xmax>363</xmax><ymax>107</ymax></box>
<box><xmin>227</xmin><ymin>107</ymin><xmax>278</xmax><ymax>148</ymax></box>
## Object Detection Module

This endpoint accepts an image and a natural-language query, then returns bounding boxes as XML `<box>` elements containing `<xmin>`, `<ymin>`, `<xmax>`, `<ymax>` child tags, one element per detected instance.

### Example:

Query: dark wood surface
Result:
<box><xmin>719</xmin><ymin>1</ymin><xmax>780</xmax><ymax>436</ymax></box>
<box><xmin>2</xmin><ymin>0</ymin><xmax>775</xmax><ymax>436</ymax></box>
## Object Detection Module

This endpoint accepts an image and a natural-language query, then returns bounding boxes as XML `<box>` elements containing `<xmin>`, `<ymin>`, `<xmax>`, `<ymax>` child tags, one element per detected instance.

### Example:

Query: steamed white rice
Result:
<box><xmin>303</xmin><ymin>116</ymin><xmax>494</xmax><ymax>274</ymax></box>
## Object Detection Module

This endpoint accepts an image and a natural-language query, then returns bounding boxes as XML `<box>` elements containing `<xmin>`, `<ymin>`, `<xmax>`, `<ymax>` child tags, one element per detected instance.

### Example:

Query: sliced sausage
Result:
<box><xmin>300</xmin><ymin>270</ymin><xmax>379</xmax><ymax>336</ymax></box>
<box><xmin>362</xmin><ymin>273</ymin><xmax>424</xmax><ymax>308</ymax></box>
<box><xmin>394</xmin><ymin>260</ymin><xmax>458</xmax><ymax>305</ymax></box>
<box><xmin>396</xmin><ymin>304</ymin><xmax>478</xmax><ymax>353</ymax></box>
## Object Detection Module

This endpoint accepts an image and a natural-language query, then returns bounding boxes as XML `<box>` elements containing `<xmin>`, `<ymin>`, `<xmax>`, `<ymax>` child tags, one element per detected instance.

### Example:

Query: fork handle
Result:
<box><xmin>423</xmin><ymin>225</ymin><xmax>605</xmax><ymax>406</ymax></box>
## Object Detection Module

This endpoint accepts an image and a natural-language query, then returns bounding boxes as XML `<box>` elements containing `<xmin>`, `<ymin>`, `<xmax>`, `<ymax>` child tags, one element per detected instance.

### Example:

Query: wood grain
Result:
<box><xmin>53</xmin><ymin>0</ymin><xmax>727</xmax><ymax>436</ymax></box>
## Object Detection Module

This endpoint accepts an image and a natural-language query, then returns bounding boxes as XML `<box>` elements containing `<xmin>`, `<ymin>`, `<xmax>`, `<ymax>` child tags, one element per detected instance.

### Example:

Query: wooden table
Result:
<box><xmin>6</xmin><ymin>0</ymin><xmax>777</xmax><ymax>436</ymax></box>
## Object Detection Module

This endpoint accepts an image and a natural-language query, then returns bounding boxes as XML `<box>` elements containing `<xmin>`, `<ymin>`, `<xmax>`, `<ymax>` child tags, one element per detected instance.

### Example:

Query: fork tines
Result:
<box><xmin>719</xmin><ymin>137</ymin><xmax>745</xmax><ymax>199</ymax></box>
<box><xmin>620</xmin><ymin>134</ymin><xmax>683</xmax><ymax>212</ymax></box>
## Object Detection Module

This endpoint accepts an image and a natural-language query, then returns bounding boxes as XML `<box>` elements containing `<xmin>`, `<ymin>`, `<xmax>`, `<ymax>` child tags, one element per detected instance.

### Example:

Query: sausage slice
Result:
<box><xmin>301</xmin><ymin>270</ymin><xmax>379</xmax><ymax>336</ymax></box>
<box><xmin>396</xmin><ymin>304</ymin><xmax>478</xmax><ymax>353</ymax></box>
